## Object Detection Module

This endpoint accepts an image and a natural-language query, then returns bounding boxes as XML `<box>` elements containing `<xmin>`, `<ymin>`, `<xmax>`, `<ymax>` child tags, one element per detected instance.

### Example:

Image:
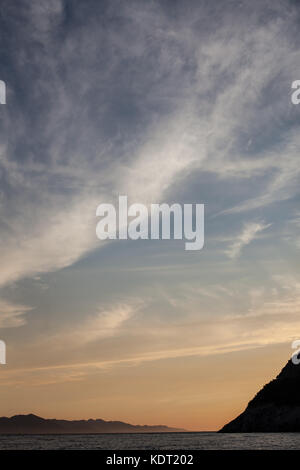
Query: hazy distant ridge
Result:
<box><xmin>0</xmin><ymin>414</ymin><xmax>185</xmax><ymax>434</ymax></box>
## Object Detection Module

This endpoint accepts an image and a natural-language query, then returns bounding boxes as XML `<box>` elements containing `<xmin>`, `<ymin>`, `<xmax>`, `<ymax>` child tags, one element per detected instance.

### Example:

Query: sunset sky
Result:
<box><xmin>0</xmin><ymin>0</ymin><xmax>300</xmax><ymax>431</ymax></box>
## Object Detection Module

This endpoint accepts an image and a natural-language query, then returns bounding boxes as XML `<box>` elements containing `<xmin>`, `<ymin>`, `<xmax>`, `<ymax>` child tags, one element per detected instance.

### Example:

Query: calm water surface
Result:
<box><xmin>1</xmin><ymin>433</ymin><xmax>300</xmax><ymax>450</ymax></box>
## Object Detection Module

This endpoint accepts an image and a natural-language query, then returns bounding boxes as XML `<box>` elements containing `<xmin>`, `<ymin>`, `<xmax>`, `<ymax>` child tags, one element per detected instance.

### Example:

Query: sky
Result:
<box><xmin>0</xmin><ymin>0</ymin><xmax>300</xmax><ymax>431</ymax></box>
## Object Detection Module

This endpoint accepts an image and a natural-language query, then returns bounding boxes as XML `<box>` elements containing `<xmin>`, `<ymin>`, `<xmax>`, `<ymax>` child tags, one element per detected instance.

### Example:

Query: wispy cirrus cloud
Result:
<box><xmin>0</xmin><ymin>0</ymin><xmax>300</xmax><ymax>402</ymax></box>
<box><xmin>43</xmin><ymin>299</ymin><xmax>144</xmax><ymax>350</ymax></box>
<box><xmin>0</xmin><ymin>299</ymin><xmax>32</xmax><ymax>328</ymax></box>
<box><xmin>225</xmin><ymin>222</ymin><xmax>271</xmax><ymax>259</ymax></box>
<box><xmin>0</xmin><ymin>0</ymin><xmax>299</xmax><ymax>295</ymax></box>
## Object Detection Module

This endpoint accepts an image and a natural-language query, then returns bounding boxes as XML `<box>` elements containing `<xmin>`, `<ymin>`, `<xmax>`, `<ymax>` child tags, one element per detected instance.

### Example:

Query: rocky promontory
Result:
<box><xmin>220</xmin><ymin>357</ymin><xmax>300</xmax><ymax>432</ymax></box>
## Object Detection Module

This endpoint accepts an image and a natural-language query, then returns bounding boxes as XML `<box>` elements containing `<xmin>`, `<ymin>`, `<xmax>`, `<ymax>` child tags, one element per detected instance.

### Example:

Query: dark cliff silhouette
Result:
<box><xmin>220</xmin><ymin>357</ymin><xmax>300</xmax><ymax>432</ymax></box>
<box><xmin>0</xmin><ymin>414</ymin><xmax>185</xmax><ymax>434</ymax></box>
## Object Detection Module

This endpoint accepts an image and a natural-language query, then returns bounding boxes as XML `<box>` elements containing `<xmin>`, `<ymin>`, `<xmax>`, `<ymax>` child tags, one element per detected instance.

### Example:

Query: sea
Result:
<box><xmin>0</xmin><ymin>432</ymin><xmax>300</xmax><ymax>450</ymax></box>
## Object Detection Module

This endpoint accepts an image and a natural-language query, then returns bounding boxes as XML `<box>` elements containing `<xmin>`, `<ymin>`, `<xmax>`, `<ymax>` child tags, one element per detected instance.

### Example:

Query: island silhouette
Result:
<box><xmin>220</xmin><ymin>357</ymin><xmax>300</xmax><ymax>432</ymax></box>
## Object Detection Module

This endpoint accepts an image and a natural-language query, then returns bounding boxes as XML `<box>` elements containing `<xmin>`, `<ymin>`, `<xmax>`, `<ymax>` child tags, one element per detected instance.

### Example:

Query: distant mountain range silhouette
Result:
<box><xmin>0</xmin><ymin>414</ymin><xmax>185</xmax><ymax>434</ymax></box>
<box><xmin>220</xmin><ymin>357</ymin><xmax>300</xmax><ymax>432</ymax></box>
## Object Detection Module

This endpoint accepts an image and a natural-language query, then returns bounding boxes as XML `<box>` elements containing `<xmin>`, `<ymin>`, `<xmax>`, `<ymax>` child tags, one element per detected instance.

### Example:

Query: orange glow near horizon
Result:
<box><xmin>0</xmin><ymin>342</ymin><xmax>291</xmax><ymax>431</ymax></box>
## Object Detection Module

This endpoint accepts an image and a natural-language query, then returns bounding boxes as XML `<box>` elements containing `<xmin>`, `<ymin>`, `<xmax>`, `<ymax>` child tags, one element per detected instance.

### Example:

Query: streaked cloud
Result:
<box><xmin>49</xmin><ymin>299</ymin><xmax>144</xmax><ymax>348</ymax></box>
<box><xmin>0</xmin><ymin>299</ymin><xmax>31</xmax><ymax>328</ymax></box>
<box><xmin>1</xmin><ymin>0</ymin><xmax>300</xmax><ymax>429</ymax></box>
<box><xmin>225</xmin><ymin>222</ymin><xmax>271</xmax><ymax>259</ymax></box>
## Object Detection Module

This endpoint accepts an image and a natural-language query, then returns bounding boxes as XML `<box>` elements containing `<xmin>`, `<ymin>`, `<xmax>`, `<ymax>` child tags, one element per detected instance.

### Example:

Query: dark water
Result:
<box><xmin>1</xmin><ymin>433</ymin><xmax>300</xmax><ymax>450</ymax></box>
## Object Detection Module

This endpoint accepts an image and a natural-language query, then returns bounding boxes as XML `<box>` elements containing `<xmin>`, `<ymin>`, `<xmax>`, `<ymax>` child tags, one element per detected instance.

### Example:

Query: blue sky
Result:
<box><xmin>0</xmin><ymin>0</ymin><xmax>300</xmax><ymax>429</ymax></box>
